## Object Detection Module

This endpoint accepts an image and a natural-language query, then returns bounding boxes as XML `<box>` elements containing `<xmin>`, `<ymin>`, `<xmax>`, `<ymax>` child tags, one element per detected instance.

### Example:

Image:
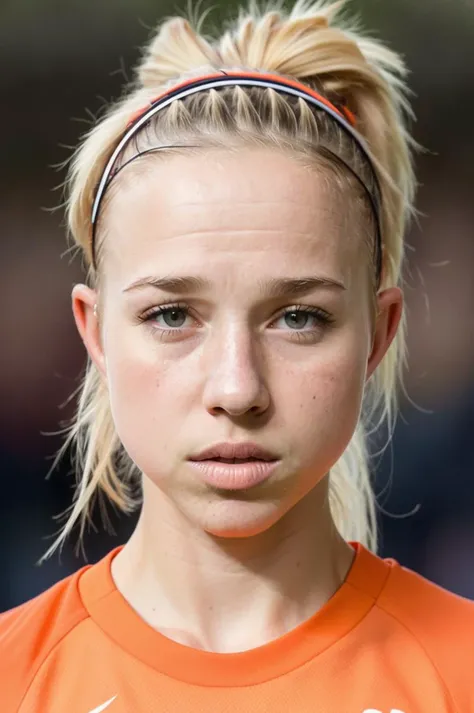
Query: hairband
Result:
<box><xmin>90</xmin><ymin>70</ymin><xmax>382</xmax><ymax>283</ymax></box>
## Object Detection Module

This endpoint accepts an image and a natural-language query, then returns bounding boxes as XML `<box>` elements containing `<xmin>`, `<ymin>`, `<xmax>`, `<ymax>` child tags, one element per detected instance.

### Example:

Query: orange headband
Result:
<box><xmin>126</xmin><ymin>70</ymin><xmax>357</xmax><ymax>128</ymax></box>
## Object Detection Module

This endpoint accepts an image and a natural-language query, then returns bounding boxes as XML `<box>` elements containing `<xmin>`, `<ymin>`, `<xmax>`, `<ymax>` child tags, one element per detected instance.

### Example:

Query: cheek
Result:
<box><xmin>272</xmin><ymin>333</ymin><xmax>368</xmax><ymax>460</ymax></box>
<box><xmin>103</xmin><ymin>328</ymin><xmax>195</xmax><ymax>467</ymax></box>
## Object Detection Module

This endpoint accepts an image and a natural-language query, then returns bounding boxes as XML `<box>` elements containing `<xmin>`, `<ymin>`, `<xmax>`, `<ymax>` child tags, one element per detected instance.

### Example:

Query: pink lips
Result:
<box><xmin>188</xmin><ymin>442</ymin><xmax>280</xmax><ymax>490</ymax></box>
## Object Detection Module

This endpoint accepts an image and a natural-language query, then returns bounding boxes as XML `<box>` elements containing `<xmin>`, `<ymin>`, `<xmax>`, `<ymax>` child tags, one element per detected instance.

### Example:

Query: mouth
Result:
<box><xmin>190</xmin><ymin>442</ymin><xmax>278</xmax><ymax>462</ymax></box>
<box><xmin>188</xmin><ymin>459</ymin><xmax>279</xmax><ymax>490</ymax></box>
<box><xmin>206</xmin><ymin>457</ymin><xmax>271</xmax><ymax>464</ymax></box>
<box><xmin>188</xmin><ymin>443</ymin><xmax>280</xmax><ymax>490</ymax></box>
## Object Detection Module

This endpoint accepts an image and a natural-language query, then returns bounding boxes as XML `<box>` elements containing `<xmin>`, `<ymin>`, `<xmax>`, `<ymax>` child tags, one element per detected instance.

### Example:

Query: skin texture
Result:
<box><xmin>73</xmin><ymin>148</ymin><xmax>402</xmax><ymax>653</ymax></box>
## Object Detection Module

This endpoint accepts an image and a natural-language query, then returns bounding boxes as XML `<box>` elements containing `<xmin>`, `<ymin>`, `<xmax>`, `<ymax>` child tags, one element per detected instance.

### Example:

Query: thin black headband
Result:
<box><xmin>90</xmin><ymin>72</ymin><xmax>383</xmax><ymax>283</ymax></box>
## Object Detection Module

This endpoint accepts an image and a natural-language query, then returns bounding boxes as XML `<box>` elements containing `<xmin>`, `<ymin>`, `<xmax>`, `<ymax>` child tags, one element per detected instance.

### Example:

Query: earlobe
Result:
<box><xmin>72</xmin><ymin>284</ymin><xmax>107</xmax><ymax>378</ymax></box>
<box><xmin>366</xmin><ymin>287</ymin><xmax>403</xmax><ymax>381</ymax></box>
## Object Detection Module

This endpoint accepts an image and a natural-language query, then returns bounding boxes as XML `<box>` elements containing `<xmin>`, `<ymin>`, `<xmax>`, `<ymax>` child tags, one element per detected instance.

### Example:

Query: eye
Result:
<box><xmin>272</xmin><ymin>306</ymin><xmax>334</xmax><ymax>331</ymax></box>
<box><xmin>140</xmin><ymin>303</ymin><xmax>195</xmax><ymax>330</ymax></box>
<box><xmin>282</xmin><ymin>310</ymin><xmax>312</xmax><ymax>330</ymax></box>
<box><xmin>155</xmin><ymin>306</ymin><xmax>188</xmax><ymax>328</ymax></box>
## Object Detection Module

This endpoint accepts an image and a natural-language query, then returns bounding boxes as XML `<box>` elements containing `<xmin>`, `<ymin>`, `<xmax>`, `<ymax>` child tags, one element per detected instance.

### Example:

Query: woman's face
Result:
<box><xmin>75</xmin><ymin>148</ymin><xmax>401</xmax><ymax>537</ymax></box>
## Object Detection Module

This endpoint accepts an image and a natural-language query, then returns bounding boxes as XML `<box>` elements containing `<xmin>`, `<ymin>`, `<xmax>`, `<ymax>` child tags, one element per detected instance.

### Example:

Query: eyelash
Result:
<box><xmin>139</xmin><ymin>302</ymin><xmax>335</xmax><ymax>340</ymax></box>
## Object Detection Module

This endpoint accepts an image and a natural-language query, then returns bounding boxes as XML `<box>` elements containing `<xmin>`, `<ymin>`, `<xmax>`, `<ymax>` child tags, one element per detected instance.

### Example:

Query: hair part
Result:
<box><xmin>42</xmin><ymin>0</ymin><xmax>416</xmax><ymax>561</ymax></box>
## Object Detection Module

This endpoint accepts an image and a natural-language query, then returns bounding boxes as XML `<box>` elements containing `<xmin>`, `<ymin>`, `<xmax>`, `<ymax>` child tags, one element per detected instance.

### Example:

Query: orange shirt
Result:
<box><xmin>1</xmin><ymin>543</ymin><xmax>473</xmax><ymax>713</ymax></box>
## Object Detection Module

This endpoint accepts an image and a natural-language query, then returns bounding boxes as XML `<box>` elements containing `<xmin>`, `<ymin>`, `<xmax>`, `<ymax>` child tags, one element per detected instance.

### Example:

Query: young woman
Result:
<box><xmin>1</xmin><ymin>1</ymin><xmax>473</xmax><ymax>711</ymax></box>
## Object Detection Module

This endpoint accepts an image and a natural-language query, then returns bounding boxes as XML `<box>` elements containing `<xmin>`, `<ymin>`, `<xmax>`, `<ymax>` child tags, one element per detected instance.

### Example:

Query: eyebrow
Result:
<box><xmin>123</xmin><ymin>275</ymin><xmax>346</xmax><ymax>296</ymax></box>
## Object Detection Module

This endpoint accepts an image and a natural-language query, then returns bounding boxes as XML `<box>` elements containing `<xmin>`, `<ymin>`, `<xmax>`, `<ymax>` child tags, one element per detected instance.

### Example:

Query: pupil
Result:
<box><xmin>285</xmin><ymin>311</ymin><xmax>308</xmax><ymax>329</ymax></box>
<box><xmin>164</xmin><ymin>309</ymin><xmax>186</xmax><ymax>327</ymax></box>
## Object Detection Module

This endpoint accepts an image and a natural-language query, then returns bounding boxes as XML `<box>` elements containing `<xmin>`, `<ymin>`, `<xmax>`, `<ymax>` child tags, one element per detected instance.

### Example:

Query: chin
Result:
<box><xmin>197</xmin><ymin>499</ymin><xmax>284</xmax><ymax>539</ymax></box>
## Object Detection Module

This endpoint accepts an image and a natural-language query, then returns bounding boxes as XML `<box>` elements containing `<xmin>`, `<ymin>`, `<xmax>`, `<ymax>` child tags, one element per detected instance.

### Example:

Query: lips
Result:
<box><xmin>209</xmin><ymin>457</ymin><xmax>260</xmax><ymax>464</ymax></box>
<box><xmin>189</xmin><ymin>442</ymin><xmax>278</xmax><ymax>463</ymax></box>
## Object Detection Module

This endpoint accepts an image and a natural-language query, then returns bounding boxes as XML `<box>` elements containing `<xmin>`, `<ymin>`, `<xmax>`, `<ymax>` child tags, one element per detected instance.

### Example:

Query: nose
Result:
<box><xmin>202</xmin><ymin>323</ymin><xmax>270</xmax><ymax>417</ymax></box>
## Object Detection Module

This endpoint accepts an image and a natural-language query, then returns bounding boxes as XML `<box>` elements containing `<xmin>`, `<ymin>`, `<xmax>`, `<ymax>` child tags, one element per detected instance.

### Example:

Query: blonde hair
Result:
<box><xmin>44</xmin><ymin>0</ymin><xmax>415</xmax><ymax>559</ymax></box>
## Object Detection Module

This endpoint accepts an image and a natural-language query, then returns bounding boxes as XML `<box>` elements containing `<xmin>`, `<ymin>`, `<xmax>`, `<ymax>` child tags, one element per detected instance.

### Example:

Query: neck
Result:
<box><xmin>111</xmin><ymin>477</ymin><xmax>355</xmax><ymax>654</ymax></box>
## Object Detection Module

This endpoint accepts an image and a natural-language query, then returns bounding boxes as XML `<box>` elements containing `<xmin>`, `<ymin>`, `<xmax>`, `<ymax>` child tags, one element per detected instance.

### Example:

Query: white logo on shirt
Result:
<box><xmin>87</xmin><ymin>696</ymin><xmax>117</xmax><ymax>713</ymax></box>
<box><xmin>363</xmin><ymin>709</ymin><xmax>405</xmax><ymax>713</ymax></box>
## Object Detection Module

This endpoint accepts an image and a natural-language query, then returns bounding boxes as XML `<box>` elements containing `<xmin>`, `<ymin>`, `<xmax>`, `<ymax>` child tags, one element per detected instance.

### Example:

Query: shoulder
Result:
<box><xmin>377</xmin><ymin>555</ymin><xmax>474</xmax><ymax>709</ymax></box>
<box><xmin>0</xmin><ymin>565</ymin><xmax>90</xmax><ymax>711</ymax></box>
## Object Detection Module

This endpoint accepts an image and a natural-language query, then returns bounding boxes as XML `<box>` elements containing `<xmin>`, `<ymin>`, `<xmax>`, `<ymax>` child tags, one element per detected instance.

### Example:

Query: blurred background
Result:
<box><xmin>1</xmin><ymin>0</ymin><xmax>473</xmax><ymax>611</ymax></box>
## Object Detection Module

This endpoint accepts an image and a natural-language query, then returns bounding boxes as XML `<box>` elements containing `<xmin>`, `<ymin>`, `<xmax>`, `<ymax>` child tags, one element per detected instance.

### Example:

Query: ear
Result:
<box><xmin>366</xmin><ymin>286</ymin><xmax>403</xmax><ymax>380</ymax></box>
<box><xmin>72</xmin><ymin>284</ymin><xmax>107</xmax><ymax>378</ymax></box>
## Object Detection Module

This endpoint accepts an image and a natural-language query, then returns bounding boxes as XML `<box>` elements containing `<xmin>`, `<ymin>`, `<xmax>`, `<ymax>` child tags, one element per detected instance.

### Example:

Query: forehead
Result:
<box><xmin>102</xmin><ymin>148</ymin><xmax>362</xmax><ymax>287</ymax></box>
